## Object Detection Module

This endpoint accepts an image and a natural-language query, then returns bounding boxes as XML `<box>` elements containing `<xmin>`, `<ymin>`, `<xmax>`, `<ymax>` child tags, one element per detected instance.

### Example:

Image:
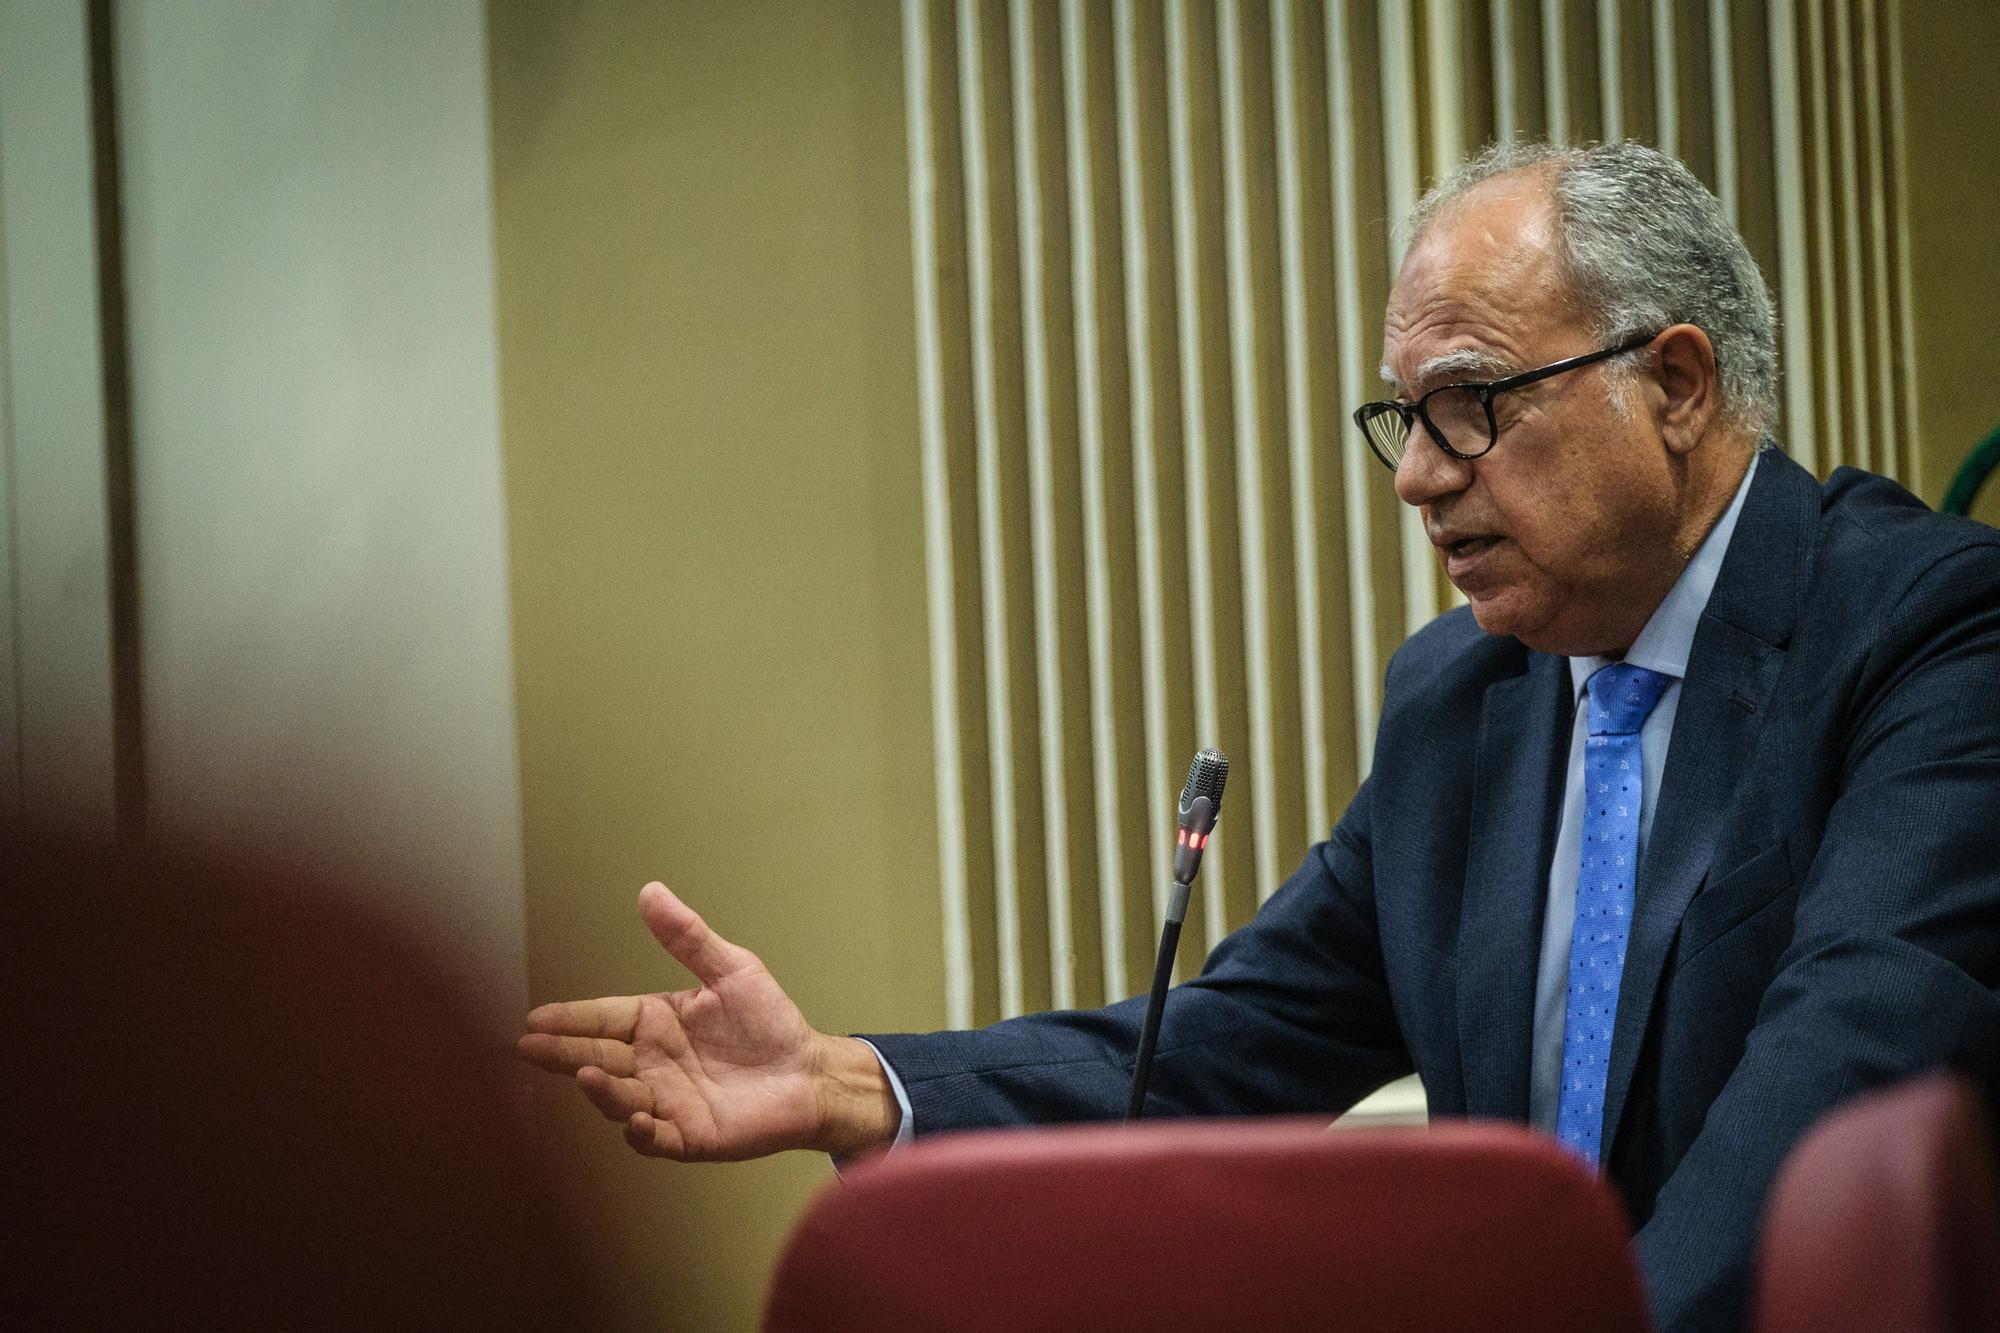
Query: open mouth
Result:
<box><xmin>1446</xmin><ymin>536</ymin><xmax>1500</xmax><ymax>560</ymax></box>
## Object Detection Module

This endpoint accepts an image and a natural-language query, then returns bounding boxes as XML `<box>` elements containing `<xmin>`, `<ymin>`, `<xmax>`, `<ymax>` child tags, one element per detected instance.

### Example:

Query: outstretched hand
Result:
<box><xmin>517</xmin><ymin>882</ymin><xmax>897</xmax><ymax>1161</ymax></box>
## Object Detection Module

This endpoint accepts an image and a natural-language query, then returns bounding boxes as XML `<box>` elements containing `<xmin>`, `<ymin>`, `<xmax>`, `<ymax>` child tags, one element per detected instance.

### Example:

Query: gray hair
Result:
<box><xmin>1405</xmin><ymin>141</ymin><xmax>1779</xmax><ymax>434</ymax></box>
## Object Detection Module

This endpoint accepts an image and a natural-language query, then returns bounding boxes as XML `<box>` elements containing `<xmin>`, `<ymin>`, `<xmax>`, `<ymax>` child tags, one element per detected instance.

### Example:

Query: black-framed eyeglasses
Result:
<box><xmin>1352</xmin><ymin>332</ymin><xmax>1661</xmax><ymax>470</ymax></box>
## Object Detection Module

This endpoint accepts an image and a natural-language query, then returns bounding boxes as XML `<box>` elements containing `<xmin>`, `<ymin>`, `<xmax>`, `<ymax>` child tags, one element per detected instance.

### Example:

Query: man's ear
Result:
<box><xmin>1652</xmin><ymin>324</ymin><xmax>1718</xmax><ymax>455</ymax></box>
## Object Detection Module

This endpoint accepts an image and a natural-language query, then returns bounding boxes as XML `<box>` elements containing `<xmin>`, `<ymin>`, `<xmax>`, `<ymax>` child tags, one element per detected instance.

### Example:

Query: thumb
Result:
<box><xmin>637</xmin><ymin>881</ymin><xmax>754</xmax><ymax>987</ymax></box>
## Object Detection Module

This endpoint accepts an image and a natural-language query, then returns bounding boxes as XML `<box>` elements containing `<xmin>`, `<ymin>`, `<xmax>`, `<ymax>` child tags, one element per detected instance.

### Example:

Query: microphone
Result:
<box><xmin>1172</xmin><ymin>747</ymin><xmax>1228</xmax><ymax>887</ymax></box>
<box><xmin>1127</xmin><ymin>748</ymin><xmax>1229</xmax><ymax>1120</ymax></box>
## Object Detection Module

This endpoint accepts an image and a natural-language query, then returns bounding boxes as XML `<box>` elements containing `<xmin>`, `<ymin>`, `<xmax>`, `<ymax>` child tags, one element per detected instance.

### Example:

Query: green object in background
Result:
<box><xmin>1942</xmin><ymin>425</ymin><xmax>2000</xmax><ymax>516</ymax></box>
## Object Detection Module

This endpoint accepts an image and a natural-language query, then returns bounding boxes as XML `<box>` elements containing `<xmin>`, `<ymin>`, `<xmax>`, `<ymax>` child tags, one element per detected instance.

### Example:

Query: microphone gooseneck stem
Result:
<box><xmin>1126</xmin><ymin>879</ymin><xmax>1192</xmax><ymax>1120</ymax></box>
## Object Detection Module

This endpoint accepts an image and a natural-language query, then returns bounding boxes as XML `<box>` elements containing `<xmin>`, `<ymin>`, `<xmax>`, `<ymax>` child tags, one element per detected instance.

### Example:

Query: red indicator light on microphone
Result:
<box><xmin>1177</xmin><ymin>829</ymin><xmax>1188</xmax><ymax>846</ymax></box>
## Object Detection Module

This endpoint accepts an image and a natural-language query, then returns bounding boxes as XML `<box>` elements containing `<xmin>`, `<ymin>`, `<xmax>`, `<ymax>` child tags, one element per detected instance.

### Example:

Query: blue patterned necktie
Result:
<box><xmin>1555</xmin><ymin>662</ymin><xmax>1673</xmax><ymax>1169</ymax></box>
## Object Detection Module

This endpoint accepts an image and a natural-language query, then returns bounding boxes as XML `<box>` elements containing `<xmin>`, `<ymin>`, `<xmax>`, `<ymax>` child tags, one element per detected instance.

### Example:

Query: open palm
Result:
<box><xmin>517</xmin><ymin>882</ymin><xmax>827</xmax><ymax>1161</ymax></box>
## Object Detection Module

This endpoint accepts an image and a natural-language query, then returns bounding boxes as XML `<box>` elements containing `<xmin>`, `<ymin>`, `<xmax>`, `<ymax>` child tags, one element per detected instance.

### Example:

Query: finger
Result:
<box><xmin>515</xmin><ymin>1032</ymin><xmax>640</xmax><ymax>1078</ymax></box>
<box><xmin>524</xmin><ymin>995</ymin><xmax>643</xmax><ymax>1040</ymax></box>
<box><xmin>575</xmin><ymin>1066</ymin><xmax>653</xmax><ymax>1124</ymax></box>
<box><xmin>625</xmin><ymin>1110</ymin><xmax>689</xmax><ymax>1160</ymax></box>
<box><xmin>638</xmin><ymin>881</ymin><xmax>755</xmax><ymax>987</ymax></box>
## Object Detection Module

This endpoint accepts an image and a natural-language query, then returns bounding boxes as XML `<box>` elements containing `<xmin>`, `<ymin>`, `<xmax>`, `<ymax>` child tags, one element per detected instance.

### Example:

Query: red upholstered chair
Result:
<box><xmin>1756</xmin><ymin>1072</ymin><xmax>2000</xmax><ymax>1333</ymax></box>
<box><xmin>765</xmin><ymin>1117</ymin><xmax>1651</xmax><ymax>1332</ymax></box>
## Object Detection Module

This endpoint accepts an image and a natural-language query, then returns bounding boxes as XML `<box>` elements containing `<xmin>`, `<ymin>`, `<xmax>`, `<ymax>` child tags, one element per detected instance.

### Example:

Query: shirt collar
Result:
<box><xmin>1567</xmin><ymin>451</ymin><xmax>1760</xmax><ymax>702</ymax></box>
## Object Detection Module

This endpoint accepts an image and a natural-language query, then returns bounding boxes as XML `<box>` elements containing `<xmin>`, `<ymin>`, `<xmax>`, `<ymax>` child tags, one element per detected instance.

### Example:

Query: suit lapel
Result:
<box><xmin>1457</xmin><ymin>650</ymin><xmax>1570</xmax><ymax>1121</ymax></box>
<box><xmin>1600</xmin><ymin>450</ymin><xmax>1822</xmax><ymax>1152</ymax></box>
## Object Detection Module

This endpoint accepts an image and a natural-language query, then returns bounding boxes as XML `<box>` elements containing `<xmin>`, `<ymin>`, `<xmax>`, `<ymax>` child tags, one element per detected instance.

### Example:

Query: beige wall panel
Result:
<box><xmin>488</xmin><ymin>2</ymin><xmax>941</xmax><ymax>1328</ymax></box>
<box><xmin>115</xmin><ymin>0</ymin><xmax>528</xmax><ymax>1006</ymax></box>
<box><xmin>1896</xmin><ymin>1</ymin><xmax>2000</xmax><ymax>510</ymax></box>
<box><xmin>0</xmin><ymin>0</ymin><xmax>118</xmax><ymax>836</ymax></box>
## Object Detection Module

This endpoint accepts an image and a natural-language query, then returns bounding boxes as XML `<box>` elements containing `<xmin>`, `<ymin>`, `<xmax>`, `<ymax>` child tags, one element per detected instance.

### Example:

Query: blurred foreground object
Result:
<box><xmin>1756</xmin><ymin>1071</ymin><xmax>2000</xmax><ymax>1333</ymax></box>
<box><xmin>0</xmin><ymin>834</ymin><xmax>601</xmax><ymax>1330</ymax></box>
<box><xmin>1942</xmin><ymin>423</ymin><xmax>2000</xmax><ymax>516</ymax></box>
<box><xmin>765</xmin><ymin>1116</ymin><xmax>1649</xmax><ymax>1332</ymax></box>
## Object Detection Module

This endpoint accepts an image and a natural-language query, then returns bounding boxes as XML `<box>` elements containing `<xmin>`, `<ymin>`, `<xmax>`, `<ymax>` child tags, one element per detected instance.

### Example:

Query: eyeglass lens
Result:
<box><xmin>1364</xmin><ymin>385</ymin><xmax>1491</xmax><ymax>466</ymax></box>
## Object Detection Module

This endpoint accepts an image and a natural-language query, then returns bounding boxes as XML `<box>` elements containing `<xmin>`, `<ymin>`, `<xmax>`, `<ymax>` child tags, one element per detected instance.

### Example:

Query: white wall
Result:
<box><xmin>114</xmin><ymin>0</ymin><xmax>526</xmax><ymax>1017</ymax></box>
<box><xmin>0</xmin><ymin>0</ymin><xmax>119</xmax><ymax>836</ymax></box>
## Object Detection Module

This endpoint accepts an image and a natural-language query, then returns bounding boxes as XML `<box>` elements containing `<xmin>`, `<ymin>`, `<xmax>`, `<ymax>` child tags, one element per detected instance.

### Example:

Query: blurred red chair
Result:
<box><xmin>0</xmin><ymin>835</ymin><xmax>604</xmax><ymax>1331</ymax></box>
<box><xmin>1756</xmin><ymin>1071</ymin><xmax>2000</xmax><ymax>1333</ymax></box>
<box><xmin>765</xmin><ymin>1117</ymin><xmax>1650</xmax><ymax>1332</ymax></box>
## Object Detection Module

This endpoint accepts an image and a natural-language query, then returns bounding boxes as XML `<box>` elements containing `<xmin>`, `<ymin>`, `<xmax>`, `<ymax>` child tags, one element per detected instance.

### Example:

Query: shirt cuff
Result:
<box><xmin>829</xmin><ymin>1038</ymin><xmax>914</xmax><ymax>1177</ymax></box>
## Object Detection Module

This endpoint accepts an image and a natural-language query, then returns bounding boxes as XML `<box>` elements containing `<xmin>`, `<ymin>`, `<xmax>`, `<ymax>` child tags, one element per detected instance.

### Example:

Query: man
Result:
<box><xmin>519</xmin><ymin>142</ymin><xmax>2000</xmax><ymax>1329</ymax></box>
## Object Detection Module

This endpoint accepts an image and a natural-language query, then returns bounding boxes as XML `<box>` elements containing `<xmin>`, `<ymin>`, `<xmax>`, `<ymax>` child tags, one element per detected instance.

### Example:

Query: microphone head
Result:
<box><xmin>1178</xmin><ymin>748</ymin><xmax>1229</xmax><ymax>821</ymax></box>
<box><xmin>1173</xmin><ymin>748</ymin><xmax>1228</xmax><ymax>884</ymax></box>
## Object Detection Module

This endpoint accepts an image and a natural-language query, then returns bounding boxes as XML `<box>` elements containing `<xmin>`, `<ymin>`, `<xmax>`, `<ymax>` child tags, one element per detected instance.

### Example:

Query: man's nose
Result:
<box><xmin>1392</xmin><ymin>421</ymin><xmax>1473</xmax><ymax>507</ymax></box>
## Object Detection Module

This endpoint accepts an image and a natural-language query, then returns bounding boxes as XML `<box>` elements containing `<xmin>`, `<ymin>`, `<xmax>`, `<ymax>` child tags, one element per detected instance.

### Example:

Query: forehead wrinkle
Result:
<box><xmin>1381</xmin><ymin>181</ymin><xmax>1567</xmax><ymax>397</ymax></box>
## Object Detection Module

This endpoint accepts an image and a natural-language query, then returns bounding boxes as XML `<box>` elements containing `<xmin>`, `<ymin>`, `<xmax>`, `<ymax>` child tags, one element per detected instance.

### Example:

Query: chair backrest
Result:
<box><xmin>766</xmin><ymin>1116</ymin><xmax>1651</xmax><ymax>1333</ymax></box>
<box><xmin>1757</xmin><ymin>1072</ymin><xmax>2000</xmax><ymax>1333</ymax></box>
<box><xmin>0</xmin><ymin>836</ymin><xmax>605</xmax><ymax>1330</ymax></box>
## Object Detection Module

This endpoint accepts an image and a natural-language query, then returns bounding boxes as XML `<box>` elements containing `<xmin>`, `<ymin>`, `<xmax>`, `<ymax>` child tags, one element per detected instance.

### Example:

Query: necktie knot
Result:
<box><xmin>1586</xmin><ymin>663</ymin><xmax>1672</xmax><ymax>737</ymax></box>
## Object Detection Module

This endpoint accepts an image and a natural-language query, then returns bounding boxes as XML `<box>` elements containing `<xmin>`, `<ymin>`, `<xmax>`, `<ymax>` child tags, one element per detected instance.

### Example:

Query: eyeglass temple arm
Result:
<box><xmin>1485</xmin><ymin>332</ymin><xmax>1661</xmax><ymax>395</ymax></box>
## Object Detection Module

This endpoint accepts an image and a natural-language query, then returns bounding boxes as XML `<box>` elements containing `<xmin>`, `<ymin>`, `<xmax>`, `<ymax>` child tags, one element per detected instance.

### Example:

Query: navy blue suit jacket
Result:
<box><xmin>867</xmin><ymin>450</ymin><xmax>2000</xmax><ymax>1330</ymax></box>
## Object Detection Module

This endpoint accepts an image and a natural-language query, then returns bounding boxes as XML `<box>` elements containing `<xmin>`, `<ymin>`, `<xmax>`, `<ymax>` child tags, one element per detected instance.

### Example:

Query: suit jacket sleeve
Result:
<box><xmin>863</xmin><ymin>775</ymin><xmax>1414</xmax><ymax>1133</ymax></box>
<box><xmin>1635</xmin><ymin>543</ymin><xmax>2000</xmax><ymax>1332</ymax></box>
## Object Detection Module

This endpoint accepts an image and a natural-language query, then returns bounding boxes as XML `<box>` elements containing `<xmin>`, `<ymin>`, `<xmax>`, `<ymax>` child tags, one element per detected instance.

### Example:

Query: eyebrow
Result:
<box><xmin>1379</xmin><ymin>347</ymin><xmax>1516</xmax><ymax>397</ymax></box>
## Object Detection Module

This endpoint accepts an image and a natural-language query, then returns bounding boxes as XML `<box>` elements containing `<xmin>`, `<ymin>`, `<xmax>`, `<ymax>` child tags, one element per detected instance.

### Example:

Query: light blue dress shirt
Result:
<box><xmin>1529</xmin><ymin>452</ymin><xmax>1758</xmax><ymax>1132</ymax></box>
<box><xmin>862</xmin><ymin>454</ymin><xmax>1761</xmax><ymax>1150</ymax></box>
<box><xmin>862</xmin><ymin>1036</ymin><xmax>916</xmax><ymax>1150</ymax></box>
